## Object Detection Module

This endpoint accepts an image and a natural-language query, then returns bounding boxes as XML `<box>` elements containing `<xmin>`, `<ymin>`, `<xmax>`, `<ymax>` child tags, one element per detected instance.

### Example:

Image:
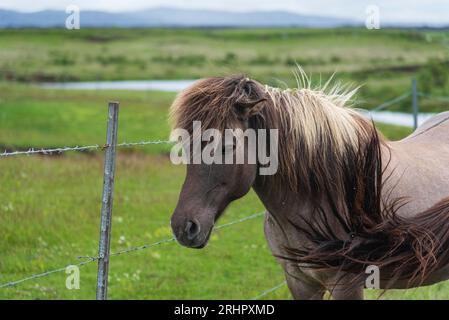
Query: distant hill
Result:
<box><xmin>0</xmin><ymin>7</ymin><xmax>360</xmax><ymax>28</ymax></box>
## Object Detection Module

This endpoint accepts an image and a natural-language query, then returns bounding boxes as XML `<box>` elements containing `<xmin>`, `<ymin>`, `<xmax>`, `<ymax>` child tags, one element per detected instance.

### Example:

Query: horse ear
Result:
<box><xmin>235</xmin><ymin>98</ymin><xmax>266</xmax><ymax>120</ymax></box>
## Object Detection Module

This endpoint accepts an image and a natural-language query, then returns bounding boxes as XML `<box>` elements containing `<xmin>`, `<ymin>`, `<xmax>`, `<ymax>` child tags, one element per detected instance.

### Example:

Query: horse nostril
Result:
<box><xmin>185</xmin><ymin>220</ymin><xmax>201</xmax><ymax>240</ymax></box>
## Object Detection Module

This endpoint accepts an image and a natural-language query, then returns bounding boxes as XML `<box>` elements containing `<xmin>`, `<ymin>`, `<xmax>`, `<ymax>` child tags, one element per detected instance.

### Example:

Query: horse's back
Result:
<box><xmin>401</xmin><ymin>111</ymin><xmax>449</xmax><ymax>144</ymax></box>
<box><xmin>385</xmin><ymin>111</ymin><xmax>449</xmax><ymax>216</ymax></box>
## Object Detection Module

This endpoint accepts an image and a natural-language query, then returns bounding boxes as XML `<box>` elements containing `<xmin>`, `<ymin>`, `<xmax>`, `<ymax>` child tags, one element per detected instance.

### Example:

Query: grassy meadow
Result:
<box><xmin>0</xmin><ymin>28</ymin><xmax>448</xmax><ymax>299</ymax></box>
<box><xmin>1</xmin><ymin>28</ymin><xmax>449</xmax><ymax>112</ymax></box>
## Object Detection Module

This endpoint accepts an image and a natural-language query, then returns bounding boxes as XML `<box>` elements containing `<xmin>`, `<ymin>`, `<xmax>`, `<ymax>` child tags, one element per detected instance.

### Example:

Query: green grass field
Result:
<box><xmin>1</xmin><ymin>28</ymin><xmax>449</xmax><ymax>112</ymax></box>
<box><xmin>0</xmin><ymin>28</ymin><xmax>446</xmax><ymax>81</ymax></box>
<box><xmin>0</xmin><ymin>27</ymin><xmax>448</xmax><ymax>299</ymax></box>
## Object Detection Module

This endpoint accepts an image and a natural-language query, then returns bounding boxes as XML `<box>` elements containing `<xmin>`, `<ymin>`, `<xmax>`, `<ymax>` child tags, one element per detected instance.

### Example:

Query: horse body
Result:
<box><xmin>386</xmin><ymin>112</ymin><xmax>449</xmax><ymax>217</ymax></box>
<box><xmin>169</xmin><ymin>74</ymin><xmax>449</xmax><ymax>300</ymax></box>
<box><xmin>258</xmin><ymin>113</ymin><xmax>449</xmax><ymax>299</ymax></box>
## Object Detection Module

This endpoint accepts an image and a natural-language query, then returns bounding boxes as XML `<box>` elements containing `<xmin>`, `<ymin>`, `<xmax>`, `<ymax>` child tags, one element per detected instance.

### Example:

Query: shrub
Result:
<box><xmin>418</xmin><ymin>58</ymin><xmax>448</xmax><ymax>92</ymax></box>
<box><xmin>151</xmin><ymin>54</ymin><xmax>205</xmax><ymax>66</ymax></box>
<box><xmin>50</xmin><ymin>51</ymin><xmax>75</xmax><ymax>66</ymax></box>
<box><xmin>248</xmin><ymin>55</ymin><xmax>277</xmax><ymax>65</ymax></box>
<box><xmin>96</xmin><ymin>55</ymin><xmax>128</xmax><ymax>66</ymax></box>
<box><xmin>216</xmin><ymin>52</ymin><xmax>238</xmax><ymax>65</ymax></box>
<box><xmin>330</xmin><ymin>55</ymin><xmax>342</xmax><ymax>64</ymax></box>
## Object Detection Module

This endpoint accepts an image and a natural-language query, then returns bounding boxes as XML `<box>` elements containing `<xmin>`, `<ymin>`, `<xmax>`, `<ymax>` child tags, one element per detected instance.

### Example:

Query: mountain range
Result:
<box><xmin>0</xmin><ymin>7</ymin><xmax>360</xmax><ymax>28</ymax></box>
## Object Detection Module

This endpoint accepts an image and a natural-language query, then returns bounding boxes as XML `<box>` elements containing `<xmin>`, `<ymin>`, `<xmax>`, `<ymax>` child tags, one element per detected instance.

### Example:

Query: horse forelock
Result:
<box><xmin>169</xmin><ymin>74</ymin><xmax>258</xmax><ymax>133</ymax></box>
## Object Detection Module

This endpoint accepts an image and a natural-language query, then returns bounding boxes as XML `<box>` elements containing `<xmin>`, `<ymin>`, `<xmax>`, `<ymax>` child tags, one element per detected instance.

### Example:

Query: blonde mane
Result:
<box><xmin>264</xmin><ymin>78</ymin><xmax>361</xmax><ymax>154</ymax></box>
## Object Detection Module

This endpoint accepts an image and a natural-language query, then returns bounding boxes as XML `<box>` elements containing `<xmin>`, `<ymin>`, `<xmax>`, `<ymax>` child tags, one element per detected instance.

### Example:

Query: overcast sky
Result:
<box><xmin>1</xmin><ymin>0</ymin><xmax>448</xmax><ymax>25</ymax></box>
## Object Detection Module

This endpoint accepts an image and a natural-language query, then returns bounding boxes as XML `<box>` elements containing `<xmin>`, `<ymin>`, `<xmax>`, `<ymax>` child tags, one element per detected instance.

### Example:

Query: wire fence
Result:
<box><xmin>368</xmin><ymin>92</ymin><xmax>411</xmax><ymax>113</ymax></box>
<box><xmin>418</xmin><ymin>92</ymin><xmax>449</xmax><ymax>102</ymax></box>
<box><xmin>0</xmin><ymin>101</ymin><xmax>283</xmax><ymax>298</ymax></box>
<box><xmin>2</xmin><ymin>85</ymin><xmax>449</xmax><ymax>299</ymax></box>
<box><xmin>0</xmin><ymin>211</ymin><xmax>266</xmax><ymax>289</ymax></box>
<box><xmin>0</xmin><ymin>258</ymin><xmax>97</xmax><ymax>289</ymax></box>
<box><xmin>2</xmin><ymin>89</ymin><xmax>449</xmax><ymax>159</ymax></box>
<box><xmin>361</xmin><ymin>84</ymin><xmax>449</xmax><ymax>129</ymax></box>
<box><xmin>251</xmin><ymin>281</ymin><xmax>287</xmax><ymax>300</ymax></box>
<box><xmin>368</xmin><ymin>91</ymin><xmax>449</xmax><ymax>114</ymax></box>
<box><xmin>0</xmin><ymin>140</ymin><xmax>173</xmax><ymax>157</ymax></box>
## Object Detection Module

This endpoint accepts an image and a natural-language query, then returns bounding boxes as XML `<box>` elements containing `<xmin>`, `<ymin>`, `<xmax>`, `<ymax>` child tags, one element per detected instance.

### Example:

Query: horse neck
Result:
<box><xmin>252</xmin><ymin>171</ymin><xmax>351</xmax><ymax>243</ymax></box>
<box><xmin>248</xmin><ymin>117</ymin><xmax>333</xmax><ymax>226</ymax></box>
<box><xmin>249</xmin><ymin>97</ymin><xmax>383</xmax><ymax>231</ymax></box>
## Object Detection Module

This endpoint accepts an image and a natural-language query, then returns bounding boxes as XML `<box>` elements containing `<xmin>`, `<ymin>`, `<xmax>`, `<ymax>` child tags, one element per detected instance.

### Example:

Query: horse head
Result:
<box><xmin>169</xmin><ymin>75</ymin><xmax>269</xmax><ymax>248</ymax></box>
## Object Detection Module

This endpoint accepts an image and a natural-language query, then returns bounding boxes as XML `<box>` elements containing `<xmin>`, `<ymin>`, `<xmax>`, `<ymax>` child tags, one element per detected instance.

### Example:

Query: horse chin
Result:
<box><xmin>190</xmin><ymin>242</ymin><xmax>207</xmax><ymax>249</ymax></box>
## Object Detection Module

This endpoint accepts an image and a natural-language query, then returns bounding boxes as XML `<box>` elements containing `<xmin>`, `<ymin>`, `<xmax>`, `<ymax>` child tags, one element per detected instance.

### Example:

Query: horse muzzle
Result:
<box><xmin>171</xmin><ymin>216</ymin><xmax>213</xmax><ymax>249</ymax></box>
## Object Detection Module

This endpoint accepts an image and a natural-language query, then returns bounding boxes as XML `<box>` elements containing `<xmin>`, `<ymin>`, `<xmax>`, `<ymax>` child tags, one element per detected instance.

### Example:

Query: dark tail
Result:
<box><xmin>281</xmin><ymin>122</ymin><xmax>449</xmax><ymax>287</ymax></box>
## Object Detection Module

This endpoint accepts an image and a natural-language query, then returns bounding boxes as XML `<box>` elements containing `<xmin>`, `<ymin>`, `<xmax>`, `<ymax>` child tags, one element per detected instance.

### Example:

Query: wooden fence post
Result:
<box><xmin>412</xmin><ymin>79</ymin><xmax>419</xmax><ymax>130</ymax></box>
<box><xmin>96</xmin><ymin>101</ymin><xmax>119</xmax><ymax>300</ymax></box>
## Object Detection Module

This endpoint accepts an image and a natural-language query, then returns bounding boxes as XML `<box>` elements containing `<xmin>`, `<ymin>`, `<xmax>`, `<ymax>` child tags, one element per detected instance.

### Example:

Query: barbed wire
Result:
<box><xmin>104</xmin><ymin>211</ymin><xmax>265</xmax><ymax>258</ymax></box>
<box><xmin>418</xmin><ymin>92</ymin><xmax>449</xmax><ymax>102</ymax></box>
<box><xmin>3</xmin><ymin>90</ymin><xmax>448</xmax><ymax>159</ymax></box>
<box><xmin>0</xmin><ymin>145</ymin><xmax>103</xmax><ymax>157</ymax></box>
<box><xmin>3</xmin><ymin>89</ymin><xmax>448</xmax><ymax>159</ymax></box>
<box><xmin>0</xmin><ymin>257</ymin><xmax>96</xmax><ymax>289</ymax></box>
<box><xmin>0</xmin><ymin>211</ymin><xmax>265</xmax><ymax>289</ymax></box>
<box><xmin>368</xmin><ymin>92</ymin><xmax>410</xmax><ymax>113</ymax></box>
<box><xmin>117</xmin><ymin>140</ymin><xmax>173</xmax><ymax>147</ymax></box>
<box><xmin>213</xmin><ymin>211</ymin><xmax>265</xmax><ymax>230</ymax></box>
<box><xmin>251</xmin><ymin>281</ymin><xmax>287</xmax><ymax>300</ymax></box>
<box><xmin>0</xmin><ymin>140</ymin><xmax>174</xmax><ymax>158</ymax></box>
